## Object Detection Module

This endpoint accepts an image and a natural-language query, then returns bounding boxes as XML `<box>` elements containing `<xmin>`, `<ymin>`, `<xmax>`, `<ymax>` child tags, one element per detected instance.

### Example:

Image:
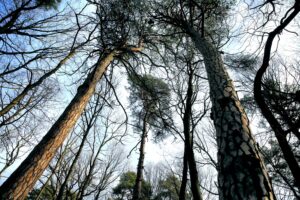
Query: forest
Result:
<box><xmin>0</xmin><ymin>0</ymin><xmax>299</xmax><ymax>199</ymax></box>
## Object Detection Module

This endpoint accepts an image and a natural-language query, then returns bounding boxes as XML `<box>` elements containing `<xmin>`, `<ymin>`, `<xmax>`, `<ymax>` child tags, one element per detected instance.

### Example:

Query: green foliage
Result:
<box><xmin>26</xmin><ymin>184</ymin><xmax>56</xmax><ymax>200</ymax></box>
<box><xmin>153</xmin><ymin>174</ymin><xmax>181</xmax><ymax>200</ymax></box>
<box><xmin>263</xmin><ymin>77</ymin><xmax>300</xmax><ymax>132</ymax></box>
<box><xmin>128</xmin><ymin>73</ymin><xmax>172</xmax><ymax>139</ymax></box>
<box><xmin>112</xmin><ymin>171</ymin><xmax>152</xmax><ymax>200</ymax></box>
<box><xmin>225</xmin><ymin>54</ymin><xmax>257</xmax><ymax>71</ymax></box>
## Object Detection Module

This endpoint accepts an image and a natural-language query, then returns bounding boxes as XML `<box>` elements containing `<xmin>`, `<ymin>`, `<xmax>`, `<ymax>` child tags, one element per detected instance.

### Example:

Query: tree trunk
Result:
<box><xmin>186</xmin><ymin>26</ymin><xmax>275</xmax><ymax>199</ymax></box>
<box><xmin>0</xmin><ymin>49</ymin><xmax>75</xmax><ymax>118</ymax></box>
<box><xmin>179</xmin><ymin>145</ymin><xmax>188</xmax><ymax>200</ymax></box>
<box><xmin>77</xmin><ymin>138</ymin><xmax>104</xmax><ymax>200</ymax></box>
<box><xmin>0</xmin><ymin>51</ymin><xmax>116</xmax><ymax>200</ymax></box>
<box><xmin>183</xmin><ymin>69</ymin><xmax>203</xmax><ymax>200</ymax></box>
<box><xmin>56</xmin><ymin>121</ymin><xmax>93</xmax><ymax>200</ymax></box>
<box><xmin>133</xmin><ymin>114</ymin><xmax>148</xmax><ymax>200</ymax></box>
<box><xmin>254</xmin><ymin>1</ymin><xmax>300</xmax><ymax>191</ymax></box>
<box><xmin>34</xmin><ymin>145</ymin><xmax>69</xmax><ymax>200</ymax></box>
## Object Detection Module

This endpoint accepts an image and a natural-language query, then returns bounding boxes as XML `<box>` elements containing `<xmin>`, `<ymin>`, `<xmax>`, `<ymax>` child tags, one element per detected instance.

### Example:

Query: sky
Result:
<box><xmin>0</xmin><ymin>0</ymin><xmax>299</xmax><ymax>198</ymax></box>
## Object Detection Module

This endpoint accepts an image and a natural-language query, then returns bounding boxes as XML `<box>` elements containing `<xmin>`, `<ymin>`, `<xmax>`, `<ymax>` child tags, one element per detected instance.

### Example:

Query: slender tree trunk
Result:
<box><xmin>0</xmin><ymin>49</ymin><xmax>75</xmax><ymax>117</ymax></box>
<box><xmin>77</xmin><ymin>140</ymin><xmax>103</xmax><ymax>200</ymax></box>
<box><xmin>133</xmin><ymin>114</ymin><xmax>148</xmax><ymax>200</ymax></box>
<box><xmin>183</xmin><ymin>69</ymin><xmax>203</xmax><ymax>200</ymax></box>
<box><xmin>179</xmin><ymin>145</ymin><xmax>188</xmax><ymax>200</ymax></box>
<box><xmin>0</xmin><ymin>51</ymin><xmax>116</xmax><ymax>200</ymax></box>
<box><xmin>56</xmin><ymin>121</ymin><xmax>93</xmax><ymax>200</ymax></box>
<box><xmin>185</xmin><ymin>25</ymin><xmax>275</xmax><ymax>199</ymax></box>
<box><xmin>254</xmin><ymin>1</ymin><xmax>300</xmax><ymax>190</ymax></box>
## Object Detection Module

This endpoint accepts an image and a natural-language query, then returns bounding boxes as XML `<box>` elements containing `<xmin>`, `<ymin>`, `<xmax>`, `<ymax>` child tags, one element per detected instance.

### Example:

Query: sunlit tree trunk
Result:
<box><xmin>133</xmin><ymin>114</ymin><xmax>148</xmax><ymax>200</ymax></box>
<box><xmin>0</xmin><ymin>51</ymin><xmax>117</xmax><ymax>199</ymax></box>
<box><xmin>186</xmin><ymin>25</ymin><xmax>275</xmax><ymax>199</ymax></box>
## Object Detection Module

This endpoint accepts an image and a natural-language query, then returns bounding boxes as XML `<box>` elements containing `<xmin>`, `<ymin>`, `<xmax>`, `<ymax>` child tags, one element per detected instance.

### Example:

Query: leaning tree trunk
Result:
<box><xmin>0</xmin><ymin>44</ymin><xmax>80</xmax><ymax>118</ymax></box>
<box><xmin>182</xmin><ymin>68</ymin><xmax>203</xmax><ymax>200</ymax></box>
<box><xmin>0</xmin><ymin>51</ymin><xmax>117</xmax><ymax>200</ymax></box>
<box><xmin>185</xmin><ymin>26</ymin><xmax>275</xmax><ymax>199</ymax></box>
<box><xmin>254</xmin><ymin>1</ymin><xmax>300</xmax><ymax>191</ymax></box>
<box><xmin>133</xmin><ymin>114</ymin><xmax>148</xmax><ymax>200</ymax></box>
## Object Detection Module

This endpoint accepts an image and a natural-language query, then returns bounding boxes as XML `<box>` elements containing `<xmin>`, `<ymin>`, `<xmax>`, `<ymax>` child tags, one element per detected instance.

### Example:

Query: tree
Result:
<box><xmin>154</xmin><ymin>174</ymin><xmax>181</xmax><ymax>200</ymax></box>
<box><xmin>0</xmin><ymin>0</ymin><xmax>89</xmax><ymax>179</ymax></box>
<box><xmin>112</xmin><ymin>171</ymin><xmax>152</xmax><ymax>200</ymax></box>
<box><xmin>261</xmin><ymin>139</ymin><xmax>300</xmax><ymax>199</ymax></box>
<box><xmin>159</xmin><ymin>38</ymin><xmax>210</xmax><ymax>199</ymax></box>
<box><xmin>0</xmin><ymin>0</ymin><xmax>144</xmax><ymax>198</ymax></box>
<box><xmin>152</xmin><ymin>0</ymin><xmax>275</xmax><ymax>199</ymax></box>
<box><xmin>128</xmin><ymin>73</ymin><xmax>171</xmax><ymax>200</ymax></box>
<box><xmin>254</xmin><ymin>0</ymin><xmax>300</xmax><ymax>192</ymax></box>
<box><xmin>26</xmin><ymin>183</ymin><xmax>77</xmax><ymax>200</ymax></box>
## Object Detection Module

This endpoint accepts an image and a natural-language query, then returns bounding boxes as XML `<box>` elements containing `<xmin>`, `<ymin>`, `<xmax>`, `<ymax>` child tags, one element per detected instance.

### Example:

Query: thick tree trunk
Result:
<box><xmin>133</xmin><ymin>115</ymin><xmax>148</xmax><ymax>200</ymax></box>
<box><xmin>183</xmin><ymin>70</ymin><xmax>203</xmax><ymax>200</ymax></box>
<box><xmin>186</xmin><ymin>27</ymin><xmax>275</xmax><ymax>199</ymax></box>
<box><xmin>179</xmin><ymin>145</ymin><xmax>188</xmax><ymax>200</ymax></box>
<box><xmin>0</xmin><ymin>51</ymin><xmax>116</xmax><ymax>200</ymax></box>
<box><xmin>34</xmin><ymin>146</ymin><xmax>69</xmax><ymax>200</ymax></box>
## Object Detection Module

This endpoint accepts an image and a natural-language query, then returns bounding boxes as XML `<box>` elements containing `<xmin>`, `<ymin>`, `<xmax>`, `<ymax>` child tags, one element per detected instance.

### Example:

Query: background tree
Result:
<box><xmin>112</xmin><ymin>171</ymin><xmax>152</xmax><ymax>200</ymax></box>
<box><xmin>153</xmin><ymin>174</ymin><xmax>181</xmax><ymax>200</ymax></box>
<box><xmin>128</xmin><ymin>72</ymin><xmax>171</xmax><ymax>200</ymax></box>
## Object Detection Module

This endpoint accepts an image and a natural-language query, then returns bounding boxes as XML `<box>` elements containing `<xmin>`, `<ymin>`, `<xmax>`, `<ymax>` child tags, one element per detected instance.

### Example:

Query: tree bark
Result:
<box><xmin>186</xmin><ymin>25</ymin><xmax>275</xmax><ymax>199</ymax></box>
<box><xmin>34</xmin><ymin>145</ymin><xmax>69</xmax><ymax>200</ymax></box>
<box><xmin>133</xmin><ymin>114</ymin><xmax>148</xmax><ymax>200</ymax></box>
<box><xmin>0</xmin><ymin>51</ymin><xmax>116</xmax><ymax>200</ymax></box>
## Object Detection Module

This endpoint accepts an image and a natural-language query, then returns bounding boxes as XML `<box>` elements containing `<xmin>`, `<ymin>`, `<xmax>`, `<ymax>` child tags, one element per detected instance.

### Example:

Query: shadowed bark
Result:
<box><xmin>186</xmin><ymin>25</ymin><xmax>275</xmax><ymax>199</ymax></box>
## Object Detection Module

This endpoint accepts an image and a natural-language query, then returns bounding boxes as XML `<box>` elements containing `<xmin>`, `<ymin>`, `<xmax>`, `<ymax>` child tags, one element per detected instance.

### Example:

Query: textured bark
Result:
<box><xmin>0</xmin><ymin>51</ymin><xmax>116</xmax><ymax>200</ymax></box>
<box><xmin>133</xmin><ymin>115</ymin><xmax>148</xmax><ymax>200</ymax></box>
<box><xmin>186</xmin><ymin>26</ymin><xmax>275</xmax><ymax>199</ymax></box>
<box><xmin>183</xmin><ymin>70</ymin><xmax>203</xmax><ymax>200</ymax></box>
<box><xmin>34</xmin><ymin>146</ymin><xmax>69</xmax><ymax>200</ymax></box>
<box><xmin>179</xmin><ymin>146</ymin><xmax>188</xmax><ymax>200</ymax></box>
<box><xmin>254</xmin><ymin>1</ymin><xmax>300</xmax><ymax>190</ymax></box>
